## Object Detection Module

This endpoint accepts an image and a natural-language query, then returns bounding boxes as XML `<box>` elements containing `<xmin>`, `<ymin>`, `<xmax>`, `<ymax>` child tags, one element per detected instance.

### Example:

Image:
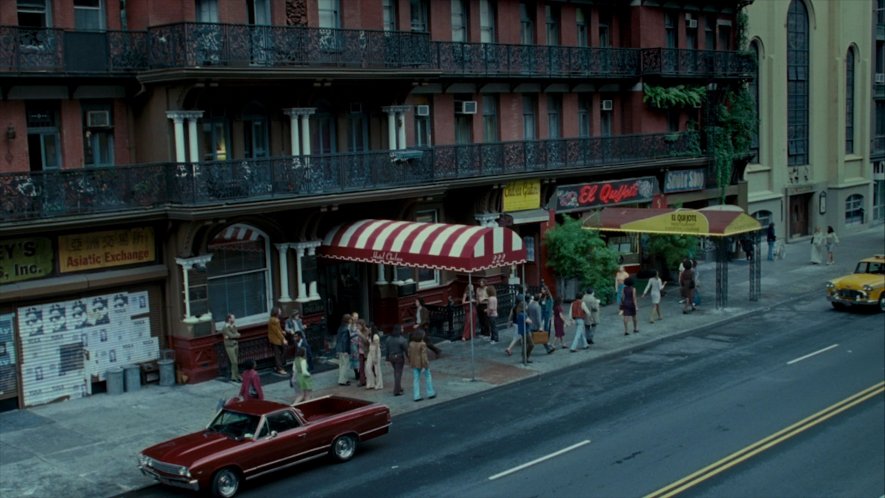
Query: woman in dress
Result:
<box><xmin>825</xmin><ymin>226</ymin><xmax>840</xmax><ymax>265</ymax></box>
<box><xmin>552</xmin><ymin>297</ymin><xmax>571</xmax><ymax>349</ymax></box>
<box><xmin>365</xmin><ymin>325</ymin><xmax>383</xmax><ymax>390</ymax></box>
<box><xmin>614</xmin><ymin>266</ymin><xmax>630</xmax><ymax>307</ymax></box>
<box><xmin>642</xmin><ymin>270</ymin><xmax>665</xmax><ymax>323</ymax></box>
<box><xmin>461</xmin><ymin>284</ymin><xmax>478</xmax><ymax>341</ymax></box>
<box><xmin>621</xmin><ymin>277</ymin><xmax>639</xmax><ymax>335</ymax></box>
<box><xmin>486</xmin><ymin>286</ymin><xmax>499</xmax><ymax>344</ymax></box>
<box><xmin>291</xmin><ymin>348</ymin><xmax>312</xmax><ymax>403</ymax></box>
<box><xmin>810</xmin><ymin>226</ymin><xmax>825</xmax><ymax>264</ymax></box>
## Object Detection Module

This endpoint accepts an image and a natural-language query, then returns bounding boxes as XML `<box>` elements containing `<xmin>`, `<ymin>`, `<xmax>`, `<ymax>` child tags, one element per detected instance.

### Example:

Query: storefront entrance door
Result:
<box><xmin>319</xmin><ymin>261</ymin><xmax>367</xmax><ymax>335</ymax></box>
<box><xmin>789</xmin><ymin>193</ymin><xmax>811</xmax><ymax>238</ymax></box>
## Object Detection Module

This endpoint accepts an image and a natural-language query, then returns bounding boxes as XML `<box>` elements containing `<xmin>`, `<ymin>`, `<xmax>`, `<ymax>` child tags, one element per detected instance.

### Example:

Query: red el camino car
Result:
<box><xmin>138</xmin><ymin>395</ymin><xmax>390</xmax><ymax>497</ymax></box>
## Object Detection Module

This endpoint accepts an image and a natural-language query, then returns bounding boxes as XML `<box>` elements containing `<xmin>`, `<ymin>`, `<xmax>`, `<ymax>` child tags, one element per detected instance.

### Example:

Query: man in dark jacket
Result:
<box><xmin>386</xmin><ymin>325</ymin><xmax>409</xmax><ymax>396</ymax></box>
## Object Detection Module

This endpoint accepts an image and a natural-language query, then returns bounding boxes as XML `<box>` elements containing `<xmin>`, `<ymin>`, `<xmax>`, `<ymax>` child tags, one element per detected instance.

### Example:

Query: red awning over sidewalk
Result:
<box><xmin>318</xmin><ymin>219</ymin><xmax>526</xmax><ymax>272</ymax></box>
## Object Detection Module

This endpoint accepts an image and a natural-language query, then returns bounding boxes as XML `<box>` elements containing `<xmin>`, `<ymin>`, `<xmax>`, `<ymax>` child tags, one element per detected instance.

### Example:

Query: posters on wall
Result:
<box><xmin>16</xmin><ymin>290</ymin><xmax>157</xmax><ymax>407</ymax></box>
<box><xmin>0</xmin><ymin>313</ymin><xmax>16</xmax><ymax>397</ymax></box>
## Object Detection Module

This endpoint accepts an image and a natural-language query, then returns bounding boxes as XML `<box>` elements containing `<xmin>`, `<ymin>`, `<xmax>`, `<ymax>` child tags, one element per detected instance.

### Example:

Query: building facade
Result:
<box><xmin>0</xmin><ymin>0</ymin><xmax>754</xmax><ymax>408</ymax></box>
<box><xmin>743</xmin><ymin>0</ymin><xmax>882</xmax><ymax>240</ymax></box>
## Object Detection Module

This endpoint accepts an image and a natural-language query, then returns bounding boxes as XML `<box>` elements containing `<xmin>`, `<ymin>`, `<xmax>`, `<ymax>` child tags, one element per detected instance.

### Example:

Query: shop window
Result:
<box><xmin>207</xmin><ymin>224</ymin><xmax>272</xmax><ymax>327</ymax></box>
<box><xmin>482</xmin><ymin>95</ymin><xmax>499</xmax><ymax>143</ymax></box>
<box><xmin>845</xmin><ymin>47</ymin><xmax>856</xmax><ymax>155</ymax></box>
<box><xmin>787</xmin><ymin>0</ymin><xmax>809</xmax><ymax>166</ymax></box>
<box><xmin>753</xmin><ymin>210</ymin><xmax>773</xmax><ymax>228</ymax></box>
<box><xmin>845</xmin><ymin>194</ymin><xmax>864</xmax><ymax>225</ymax></box>
<box><xmin>749</xmin><ymin>41</ymin><xmax>761</xmax><ymax>163</ymax></box>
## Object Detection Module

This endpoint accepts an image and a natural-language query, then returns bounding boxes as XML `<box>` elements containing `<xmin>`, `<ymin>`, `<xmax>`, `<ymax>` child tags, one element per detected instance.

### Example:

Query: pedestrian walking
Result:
<box><xmin>486</xmin><ymin>286</ymin><xmax>500</xmax><ymax>344</ymax></box>
<box><xmin>766</xmin><ymin>223</ymin><xmax>777</xmax><ymax>261</ymax></box>
<box><xmin>476</xmin><ymin>279</ymin><xmax>491</xmax><ymax>338</ymax></box>
<box><xmin>691</xmin><ymin>258</ymin><xmax>701</xmax><ymax>307</ymax></box>
<box><xmin>365</xmin><ymin>325</ymin><xmax>383</xmax><ymax>390</ymax></box>
<box><xmin>620</xmin><ymin>277</ymin><xmax>639</xmax><ymax>335</ymax></box>
<box><xmin>552</xmin><ymin>297</ymin><xmax>571</xmax><ymax>349</ymax></box>
<box><xmin>335</xmin><ymin>314</ymin><xmax>352</xmax><ymax>386</ymax></box>
<box><xmin>680</xmin><ymin>260</ymin><xmax>696</xmax><ymax>314</ymax></box>
<box><xmin>614</xmin><ymin>266</ymin><xmax>629</xmax><ymax>307</ymax></box>
<box><xmin>810</xmin><ymin>226</ymin><xmax>825</xmax><ymax>264</ymax></box>
<box><xmin>221</xmin><ymin>313</ymin><xmax>241</xmax><ymax>382</ymax></box>
<box><xmin>539</xmin><ymin>286</ymin><xmax>553</xmax><ymax>333</ymax></box>
<box><xmin>291</xmin><ymin>347</ymin><xmax>312</xmax><ymax>403</ymax></box>
<box><xmin>355</xmin><ymin>319</ymin><xmax>369</xmax><ymax>386</ymax></box>
<box><xmin>386</xmin><ymin>325</ymin><xmax>408</xmax><ymax>396</ymax></box>
<box><xmin>504</xmin><ymin>299</ymin><xmax>534</xmax><ymax>361</ymax></box>
<box><xmin>267</xmin><ymin>308</ymin><xmax>288</xmax><ymax>375</ymax></box>
<box><xmin>527</xmin><ymin>294</ymin><xmax>555</xmax><ymax>354</ymax></box>
<box><xmin>291</xmin><ymin>330</ymin><xmax>313</xmax><ymax>372</ymax></box>
<box><xmin>582</xmin><ymin>288</ymin><xmax>600</xmax><ymax>344</ymax></box>
<box><xmin>825</xmin><ymin>226</ymin><xmax>840</xmax><ymax>265</ymax></box>
<box><xmin>238</xmin><ymin>359</ymin><xmax>264</xmax><ymax>400</ymax></box>
<box><xmin>568</xmin><ymin>292</ymin><xmax>590</xmax><ymax>352</ymax></box>
<box><xmin>642</xmin><ymin>271</ymin><xmax>665</xmax><ymax>323</ymax></box>
<box><xmin>409</xmin><ymin>329</ymin><xmax>436</xmax><ymax>402</ymax></box>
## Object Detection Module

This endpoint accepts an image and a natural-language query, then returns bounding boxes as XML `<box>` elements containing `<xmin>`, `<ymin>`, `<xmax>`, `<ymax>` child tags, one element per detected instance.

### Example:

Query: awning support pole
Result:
<box><xmin>469</xmin><ymin>273</ymin><xmax>476</xmax><ymax>381</ymax></box>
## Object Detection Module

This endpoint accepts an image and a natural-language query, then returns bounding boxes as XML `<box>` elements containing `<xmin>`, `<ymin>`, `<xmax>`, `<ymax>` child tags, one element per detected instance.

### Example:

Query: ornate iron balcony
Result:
<box><xmin>146</xmin><ymin>22</ymin><xmax>433</xmax><ymax>69</ymax></box>
<box><xmin>0</xmin><ymin>132</ymin><xmax>701</xmax><ymax>223</ymax></box>
<box><xmin>641</xmin><ymin>48</ymin><xmax>755</xmax><ymax>79</ymax></box>
<box><xmin>433</xmin><ymin>42</ymin><xmax>640</xmax><ymax>78</ymax></box>
<box><xmin>0</xmin><ymin>26</ymin><xmax>147</xmax><ymax>73</ymax></box>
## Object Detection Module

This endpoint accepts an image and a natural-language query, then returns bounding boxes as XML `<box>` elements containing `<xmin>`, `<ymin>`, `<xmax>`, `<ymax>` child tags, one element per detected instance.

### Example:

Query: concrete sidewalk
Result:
<box><xmin>0</xmin><ymin>226</ymin><xmax>882</xmax><ymax>498</ymax></box>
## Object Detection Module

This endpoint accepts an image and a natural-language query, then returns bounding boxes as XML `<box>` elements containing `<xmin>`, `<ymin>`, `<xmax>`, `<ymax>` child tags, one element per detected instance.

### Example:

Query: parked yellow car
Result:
<box><xmin>826</xmin><ymin>255</ymin><xmax>885</xmax><ymax>311</ymax></box>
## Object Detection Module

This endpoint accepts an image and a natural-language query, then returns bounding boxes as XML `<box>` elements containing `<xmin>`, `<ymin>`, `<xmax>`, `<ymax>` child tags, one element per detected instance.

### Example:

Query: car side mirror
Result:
<box><xmin>269</xmin><ymin>430</ymin><xmax>278</xmax><ymax>439</ymax></box>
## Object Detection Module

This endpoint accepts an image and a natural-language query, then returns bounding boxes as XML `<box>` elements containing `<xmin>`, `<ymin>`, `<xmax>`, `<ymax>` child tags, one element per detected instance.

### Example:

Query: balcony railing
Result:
<box><xmin>2</xmin><ymin>24</ymin><xmax>752</xmax><ymax>80</ymax></box>
<box><xmin>1</xmin><ymin>132</ymin><xmax>701</xmax><ymax>223</ymax></box>
<box><xmin>433</xmin><ymin>42</ymin><xmax>640</xmax><ymax>78</ymax></box>
<box><xmin>147</xmin><ymin>22</ymin><xmax>432</xmax><ymax>69</ymax></box>
<box><xmin>641</xmin><ymin>48</ymin><xmax>755</xmax><ymax>78</ymax></box>
<box><xmin>0</xmin><ymin>26</ymin><xmax>147</xmax><ymax>73</ymax></box>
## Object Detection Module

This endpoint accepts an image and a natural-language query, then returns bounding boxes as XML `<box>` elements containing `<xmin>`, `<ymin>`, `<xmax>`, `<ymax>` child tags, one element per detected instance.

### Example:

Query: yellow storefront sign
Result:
<box><xmin>59</xmin><ymin>228</ymin><xmax>155</xmax><ymax>273</ymax></box>
<box><xmin>502</xmin><ymin>179</ymin><xmax>541</xmax><ymax>212</ymax></box>
<box><xmin>622</xmin><ymin>211</ymin><xmax>711</xmax><ymax>234</ymax></box>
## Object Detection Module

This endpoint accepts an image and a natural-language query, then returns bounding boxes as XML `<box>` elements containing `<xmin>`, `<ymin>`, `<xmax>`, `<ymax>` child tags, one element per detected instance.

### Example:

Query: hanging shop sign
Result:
<box><xmin>0</xmin><ymin>237</ymin><xmax>54</xmax><ymax>284</ymax></box>
<box><xmin>664</xmin><ymin>169</ymin><xmax>706</xmax><ymax>193</ymax></box>
<box><xmin>551</xmin><ymin>176</ymin><xmax>659</xmax><ymax>213</ymax></box>
<box><xmin>502</xmin><ymin>179</ymin><xmax>541</xmax><ymax>212</ymax></box>
<box><xmin>58</xmin><ymin>227</ymin><xmax>155</xmax><ymax>273</ymax></box>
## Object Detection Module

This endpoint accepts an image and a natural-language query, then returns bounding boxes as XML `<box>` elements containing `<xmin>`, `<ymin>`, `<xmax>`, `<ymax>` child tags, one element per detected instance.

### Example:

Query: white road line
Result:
<box><xmin>488</xmin><ymin>440</ymin><xmax>591</xmax><ymax>481</ymax></box>
<box><xmin>787</xmin><ymin>344</ymin><xmax>839</xmax><ymax>365</ymax></box>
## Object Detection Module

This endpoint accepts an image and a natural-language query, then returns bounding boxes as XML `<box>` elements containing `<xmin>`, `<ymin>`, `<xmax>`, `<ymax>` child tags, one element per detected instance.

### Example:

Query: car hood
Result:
<box><xmin>830</xmin><ymin>274</ymin><xmax>884</xmax><ymax>290</ymax></box>
<box><xmin>142</xmin><ymin>430</ymin><xmax>241</xmax><ymax>466</ymax></box>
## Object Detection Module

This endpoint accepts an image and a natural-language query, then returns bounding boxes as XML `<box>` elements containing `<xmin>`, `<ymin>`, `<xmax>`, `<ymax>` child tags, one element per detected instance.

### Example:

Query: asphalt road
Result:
<box><xmin>130</xmin><ymin>296</ymin><xmax>885</xmax><ymax>498</ymax></box>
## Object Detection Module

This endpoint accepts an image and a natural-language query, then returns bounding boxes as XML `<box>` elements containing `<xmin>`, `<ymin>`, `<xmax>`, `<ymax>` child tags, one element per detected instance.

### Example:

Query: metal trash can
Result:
<box><xmin>158</xmin><ymin>359</ymin><xmax>175</xmax><ymax>386</ymax></box>
<box><xmin>124</xmin><ymin>364</ymin><xmax>141</xmax><ymax>392</ymax></box>
<box><xmin>106</xmin><ymin>367</ymin><xmax>124</xmax><ymax>395</ymax></box>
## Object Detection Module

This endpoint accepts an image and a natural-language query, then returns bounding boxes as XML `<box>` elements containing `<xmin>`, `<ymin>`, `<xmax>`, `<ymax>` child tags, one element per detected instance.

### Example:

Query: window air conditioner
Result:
<box><xmin>601</xmin><ymin>99</ymin><xmax>614</xmax><ymax>111</ymax></box>
<box><xmin>876</xmin><ymin>73</ymin><xmax>885</xmax><ymax>84</ymax></box>
<box><xmin>416</xmin><ymin>104</ymin><xmax>431</xmax><ymax>116</ymax></box>
<box><xmin>686</xmin><ymin>19</ymin><xmax>698</xmax><ymax>29</ymax></box>
<box><xmin>86</xmin><ymin>110</ymin><xmax>111</xmax><ymax>128</ymax></box>
<box><xmin>455</xmin><ymin>100</ymin><xmax>478</xmax><ymax>114</ymax></box>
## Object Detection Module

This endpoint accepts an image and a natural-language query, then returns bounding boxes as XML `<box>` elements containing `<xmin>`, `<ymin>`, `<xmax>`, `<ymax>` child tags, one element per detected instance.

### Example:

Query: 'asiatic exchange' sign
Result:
<box><xmin>58</xmin><ymin>228</ymin><xmax>156</xmax><ymax>273</ymax></box>
<box><xmin>550</xmin><ymin>177</ymin><xmax>659</xmax><ymax>213</ymax></box>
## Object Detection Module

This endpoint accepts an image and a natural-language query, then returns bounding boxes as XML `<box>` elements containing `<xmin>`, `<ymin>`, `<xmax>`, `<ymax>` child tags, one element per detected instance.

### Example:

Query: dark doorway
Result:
<box><xmin>789</xmin><ymin>193</ymin><xmax>811</xmax><ymax>238</ymax></box>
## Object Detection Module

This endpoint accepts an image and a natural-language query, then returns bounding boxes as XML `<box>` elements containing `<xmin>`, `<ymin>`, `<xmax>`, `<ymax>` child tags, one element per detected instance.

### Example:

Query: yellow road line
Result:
<box><xmin>645</xmin><ymin>381</ymin><xmax>885</xmax><ymax>498</ymax></box>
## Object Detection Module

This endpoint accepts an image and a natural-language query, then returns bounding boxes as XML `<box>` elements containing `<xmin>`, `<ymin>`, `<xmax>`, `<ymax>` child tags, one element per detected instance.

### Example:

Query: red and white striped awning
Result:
<box><xmin>209</xmin><ymin>224</ymin><xmax>264</xmax><ymax>252</ymax></box>
<box><xmin>318</xmin><ymin>219</ymin><xmax>527</xmax><ymax>272</ymax></box>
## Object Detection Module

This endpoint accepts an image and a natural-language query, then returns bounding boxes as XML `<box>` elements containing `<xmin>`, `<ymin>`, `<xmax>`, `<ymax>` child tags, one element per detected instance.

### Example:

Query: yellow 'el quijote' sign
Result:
<box><xmin>59</xmin><ymin>227</ymin><xmax>155</xmax><ymax>273</ymax></box>
<box><xmin>502</xmin><ymin>179</ymin><xmax>541</xmax><ymax>212</ymax></box>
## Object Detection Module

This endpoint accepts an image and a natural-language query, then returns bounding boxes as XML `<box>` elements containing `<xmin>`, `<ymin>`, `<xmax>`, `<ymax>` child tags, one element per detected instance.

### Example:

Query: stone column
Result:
<box><xmin>292</xmin><ymin>245</ymin><xmax>308</xmax><ymax>303</ymax></box>
<box><xmin>166</xmin><ymin>112</ymin><xmax>187</xmax><ymax>163</ymax></box>
<box><xmin>185</xmin><ymin>112</ymin><xmax>203</xmax><ymax>163</ymax></box>
<box><xmin>300</xmin><ymin>113</ymin><xmax>312</xmax><ymax>156</ymax></box>
<box><xmin>305</xmin><ymin>241</ymin><xmax>322</xmax><ymax>301</ymax></box>
<box><xmin>175</xmin><ymin>254</ymin><xmax>214</xmax><ymax>323</ymax></box>
<box><xmin>382</xmin><ymin>105</ymin><xmax>412</xmax><ymax>149</ymax></box>
<box><xmin>376</xmin><ymin>263</ymin><xmax>388</xmax><ymax>285</ymax></box>
<box><xmin>275</xmin><ymin>243</ymin><xmax>292</xmax><ymax>303</ymax></box>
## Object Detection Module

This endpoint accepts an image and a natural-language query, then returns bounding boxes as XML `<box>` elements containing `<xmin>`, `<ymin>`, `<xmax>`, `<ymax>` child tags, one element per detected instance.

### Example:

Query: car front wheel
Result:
<box><xmin>330</xmin><ymin>434</ymin><xmax>358</xmax><ymax>462</ymax></box>
<box><xmin>211</xmin><ymin>467</ymin><xmax>241</xmax><ymax>498</ymax></box>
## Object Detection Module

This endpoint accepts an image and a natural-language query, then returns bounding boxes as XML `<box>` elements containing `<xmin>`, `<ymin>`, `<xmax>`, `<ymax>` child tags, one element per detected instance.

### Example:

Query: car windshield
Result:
<box><xmin>207</xmin><ymin>410</ymin><xmax>261</xmax><ymax>440</ymax></box>
<box><xmin>855</xmin><ymin>262</ymin><xmax>885</xmax><ymax>275</ymax></box>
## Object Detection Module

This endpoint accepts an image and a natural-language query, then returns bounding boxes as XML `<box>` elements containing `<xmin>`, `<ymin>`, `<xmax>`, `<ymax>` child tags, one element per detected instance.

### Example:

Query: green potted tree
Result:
<box><xmin>544</xmin><ymin>216</ymin><xmax>620</xmax><ymax>305</ymax></box>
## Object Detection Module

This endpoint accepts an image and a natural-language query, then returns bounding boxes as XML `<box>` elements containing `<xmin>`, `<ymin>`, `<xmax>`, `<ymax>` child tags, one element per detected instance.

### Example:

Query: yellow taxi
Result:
<box><xmin>826</xmin><ymin>255</ymin><xmax>885</xmax><ymax>312</ymax></box>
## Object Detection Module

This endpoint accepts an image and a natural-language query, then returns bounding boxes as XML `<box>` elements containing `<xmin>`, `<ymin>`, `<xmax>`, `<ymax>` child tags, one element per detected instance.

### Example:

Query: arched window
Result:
<box><xmin>750</xmin><ymin>40</ymin><xmax>761</xmax><ymax>163</ymax></box>
<box><xmin>845</xmin><ymin>194</ymin><xmax>864</xmax><ymax>225</ymax></box>
<box><xmin>787</xmin><ymin>0</ymin><xmax>809</xmax><ymax>166</ymax></box>
<box><xmin>207</xmin><ymin>224</ymin><xmax>272</xmax><ymax>325</ymax></box>
<box><xmin>845</xmin><ymin>47</ymin><xmax>856</xmax><ymax>154</ymax></box>
<box><xmin>753</xmin><ymin>209</ymin><xmax>773</xmax><ymax>228</ymax></box>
